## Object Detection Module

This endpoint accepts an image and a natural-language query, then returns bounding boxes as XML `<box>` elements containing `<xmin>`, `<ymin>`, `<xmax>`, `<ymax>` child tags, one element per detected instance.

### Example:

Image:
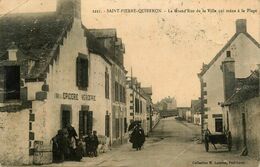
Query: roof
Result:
<box><xmin>83</xmin><ymin>28</ymin><xmax>112</xmax><ymax>65</ymax></box>
<box><xmin>88</xmin><ymin>29</ymin><xmax>117</xmax><ymax>38</ymax></box>
<box><xmin>141</xmin><ymin>87</ymin><xmax>153</xmax><ymax>95</ymax></box>
<box><xmin>198</xmin><ymin>32</ymin><xmax>260</xmax><ymax>77</ymax></box>
<box><xmin>0</xmin><ymin>12</ymin><xmax>74</xmax><ymax>80</ymax></box>
<box><xmin>224</xmin><ymin>70</ymin><xmax>259</xmax><ymax>105</ymax></box>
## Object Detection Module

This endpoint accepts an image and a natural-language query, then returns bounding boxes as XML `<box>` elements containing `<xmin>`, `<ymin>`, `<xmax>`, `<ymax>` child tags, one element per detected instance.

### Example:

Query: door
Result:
<box><xmin>242</xmin><ymin>113</ymin><xmax>247</xmax><ymax>147</ymax></box>
<box><xmin>105</xmin><ymin>114</ymin><xmax>110</xmax><ymax>137</ymax></box>
<box><xmin>62</xmin><ymin>110</ymin><xmax>71</xmax><ymax>128</ymax></box>
<box><xmin>215</xmin><ymin>118</ymin><xmax>223</xmax><ymax>132</ymax></box>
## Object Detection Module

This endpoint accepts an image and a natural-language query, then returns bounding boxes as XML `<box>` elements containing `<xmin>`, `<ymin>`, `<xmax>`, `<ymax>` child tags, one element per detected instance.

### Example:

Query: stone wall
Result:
<box><xmin>0</xmin><ymin>109</ymin><xmax>30</xmax><ymax>165</ymax></box>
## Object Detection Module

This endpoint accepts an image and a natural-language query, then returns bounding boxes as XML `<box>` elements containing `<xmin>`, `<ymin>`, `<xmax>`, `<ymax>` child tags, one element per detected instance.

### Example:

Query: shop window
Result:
<box><xmin>105</xmin><ymin>69</ymin><xmax>109</xmax><ymax>99</ymax></box>
<box><xmin>215</xmin><ymin>118</ymin><xmax>223</xmax><ymax>132</ymax></box>
<box><xmin>86</xmin><ymin>111</ymin><xmax>93</xmax><ymax>133</ymax></box>
<box><xmin>79</xmin><ymin>110</ymin><xmax>88</xmax><ymax>137</ymax></box>
<box><xmin>76</xmin><ymin>55</ymin><xmax>88</xmax><ymax>89</ymax></box>
<box><xmin>5</xmin><ymin>66</ymin><xmax>20</xmax><ymax>100</ymax></box>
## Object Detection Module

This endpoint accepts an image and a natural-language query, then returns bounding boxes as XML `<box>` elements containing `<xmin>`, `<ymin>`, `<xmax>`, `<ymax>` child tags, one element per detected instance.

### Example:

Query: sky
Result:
<box><xmin>0</xmin><ymin>0</ymin><xmax>259</xmax><ymax>106</ymax></box>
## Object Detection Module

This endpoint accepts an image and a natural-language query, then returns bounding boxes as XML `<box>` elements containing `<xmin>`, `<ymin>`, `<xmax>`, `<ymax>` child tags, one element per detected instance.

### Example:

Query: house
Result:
<box><xmin>89</xmin><ymin>29</ymin><xmax>128</xmax><ymax>145</ymax></box>
<box><xmin>221</xmin><ymin>54</ymin><xmax>260</xmax><ymax>159</ymax></box>
<box><xmin>198</xmin><ymin>19</ymin><xmax>260</xmax><ymax>134</ymax></box>
<box><xmin>0</xmin><ymin>0</ymin><xmax>118</xmax><ymax>164</ymax></box>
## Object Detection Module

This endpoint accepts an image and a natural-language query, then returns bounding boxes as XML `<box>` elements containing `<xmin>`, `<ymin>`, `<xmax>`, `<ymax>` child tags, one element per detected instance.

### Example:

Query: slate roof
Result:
<box><xmin>224</xmin><ymin>70</ymin><xmax>259</xmax><ymax>105</ymax></box>
<box><xmin>0</xmin><ymin>12</ymin><xmax>74</xmax><ymax>80</ymax></box>
<box><xmin>198</xmin><ymin>32</ymin><xmax>260</xmax><ymax>77</ymax></box>
<box><xmin>88</xmin><ymin>29</ymin><xmax>117</xmax><ymax>38</ymax></box>
<box><xmin>142</xmin><ymin>87</ymin><xmax>153</xmax><ymax>96</ymax></box>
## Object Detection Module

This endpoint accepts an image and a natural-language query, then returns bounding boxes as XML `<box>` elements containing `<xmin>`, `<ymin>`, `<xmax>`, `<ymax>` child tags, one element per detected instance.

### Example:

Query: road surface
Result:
<box><xmin>42</xmin><ymin>117</ymin><xmax>259</xmax><ymax>167</ymax></box>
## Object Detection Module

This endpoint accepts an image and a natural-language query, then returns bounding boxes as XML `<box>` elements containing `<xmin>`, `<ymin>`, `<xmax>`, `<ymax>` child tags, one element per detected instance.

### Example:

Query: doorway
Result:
<box><xmin>242</xmin><ymin>113</ymin><xmax>247</xmax><ymax>147</ymax></box>
<box><xmin>62</xmin><ymin>110</ymin><xmax>71</xmax><ymax>128</ymax></box>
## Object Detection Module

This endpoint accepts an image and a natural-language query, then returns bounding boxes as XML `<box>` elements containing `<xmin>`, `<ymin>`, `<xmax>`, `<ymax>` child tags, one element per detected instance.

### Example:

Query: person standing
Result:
<box><xmin>131</xmin><ymin>124</ymin><xmax>145</xmax><ymax>151</ymax></box>
<box><xmin>92</xmin><ymin>131</ymin><xmax>99</xmax><ymax>157</ymax></box>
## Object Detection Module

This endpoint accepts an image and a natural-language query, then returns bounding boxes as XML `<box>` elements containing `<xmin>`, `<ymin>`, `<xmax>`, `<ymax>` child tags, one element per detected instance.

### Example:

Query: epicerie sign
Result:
<box><xmin>55</xmin><ymin>93</ymin><xmax>96</xmax><ymax>101</ymax></box>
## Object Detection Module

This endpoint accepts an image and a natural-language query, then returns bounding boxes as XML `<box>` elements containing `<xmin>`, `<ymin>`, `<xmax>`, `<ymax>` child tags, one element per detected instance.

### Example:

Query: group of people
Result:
<box><xmin>84</xmin><ymin>130</ymin><xmax>99</xmax><ymax>157</ymax></box>
<box><xmin>129</xmin><ymin>123</ymin><xmax>145</xmax><ymax>151</ymax></box>
<box><xmin>51</xmin><ymin>124</ymin><xmax>99</xmax><ymax>163</ymax></box>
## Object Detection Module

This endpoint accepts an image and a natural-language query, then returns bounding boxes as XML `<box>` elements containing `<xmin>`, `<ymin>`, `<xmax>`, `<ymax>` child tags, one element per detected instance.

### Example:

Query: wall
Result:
<box><xmin>228</xmin><ymin>97</ymin><xmax>260</xmax><ymax>160</ymax></box>
<box><xmin>202</xmin><ymin>33</ymin><xmax>260</xmax><ymax>133</ymax></box>
<box><xmin>0</xmin><ymin>109</ymin><xmax>30</xmax><ymax>165</ymax></box>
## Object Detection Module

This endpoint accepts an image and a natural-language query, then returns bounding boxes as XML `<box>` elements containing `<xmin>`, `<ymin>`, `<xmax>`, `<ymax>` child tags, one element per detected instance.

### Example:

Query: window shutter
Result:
<box><xmin>76</xmin><ymin>57</ymin><xmax>81</xmax><ymax>87</ymax></box>
<box><xmin>85</xmin><ymin>59</ymin><xmax>89</xmax><ymax>87</ymax></box>
<box><xmin>79</xmin><ymin>110</ymin><xmax>84</xmax><ymax>137</ymax></box>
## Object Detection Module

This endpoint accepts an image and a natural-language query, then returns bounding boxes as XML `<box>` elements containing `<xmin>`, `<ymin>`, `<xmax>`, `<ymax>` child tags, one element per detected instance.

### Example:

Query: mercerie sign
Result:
<box><xmin>55</xmin><ymin>93</ymin><xmax>96</xmax><ymax>101</ymax></box>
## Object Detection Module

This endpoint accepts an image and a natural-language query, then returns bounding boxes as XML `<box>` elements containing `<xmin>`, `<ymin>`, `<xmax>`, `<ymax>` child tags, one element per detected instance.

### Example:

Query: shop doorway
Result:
<box><xmin>62</xmin><ymin>110</ymin><xmax>71</xmax><ymax>128</ymax></box>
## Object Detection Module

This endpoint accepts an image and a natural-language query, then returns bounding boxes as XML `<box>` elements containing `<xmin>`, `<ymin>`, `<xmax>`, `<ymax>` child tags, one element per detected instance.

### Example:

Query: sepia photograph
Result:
<box><xmin>0</xmin><ymin>0</ymin><xmax>259</xmax><ymax>166</ymax></box>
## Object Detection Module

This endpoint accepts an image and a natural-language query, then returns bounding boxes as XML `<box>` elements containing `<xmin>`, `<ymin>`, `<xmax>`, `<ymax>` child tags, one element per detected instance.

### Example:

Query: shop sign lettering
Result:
<box><xmin>55</xmin><ymin>93</ymin><xmax>96</xmax><ymax>101</ymax></box>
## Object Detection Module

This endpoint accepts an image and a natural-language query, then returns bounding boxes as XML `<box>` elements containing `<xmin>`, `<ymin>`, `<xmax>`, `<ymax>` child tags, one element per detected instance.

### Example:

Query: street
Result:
<box><xmin>36</xmin><ymin>117</ymin><xmax>258</xmax><ymax>167</ymax></box>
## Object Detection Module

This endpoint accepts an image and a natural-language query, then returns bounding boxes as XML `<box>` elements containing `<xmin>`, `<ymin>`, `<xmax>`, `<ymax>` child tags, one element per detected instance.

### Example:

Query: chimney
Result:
<box><xmin>236</xmin><ymin>19</ymin><xmax>247</xmax><ymax>33</ymax></box>
<box><xmin>57</xmin><ymin>0</ymin><xmax>81</xmax><ymax>19</ymax></box>
<box><xmin>221</xmin><ymin>51</ymin><xmax>236</xmax><ymax>101</ymax></box>
<box><xmin>8</xmin><ymin>42</ymin><xmax>18</xmax><ymax>61</ymax></box>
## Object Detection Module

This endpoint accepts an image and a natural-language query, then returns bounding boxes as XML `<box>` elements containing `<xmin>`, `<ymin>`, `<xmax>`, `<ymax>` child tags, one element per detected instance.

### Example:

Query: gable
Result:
<box><xmin>199</xmin><ymin>32</ymin><xmax>260</xmax><ymax>77</ymax></box>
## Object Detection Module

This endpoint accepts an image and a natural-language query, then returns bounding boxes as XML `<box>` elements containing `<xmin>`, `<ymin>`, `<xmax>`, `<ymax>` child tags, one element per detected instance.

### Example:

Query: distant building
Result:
<box><xmin>191</xmin><ymin>99</ymin><xmax>201</xmax><ymax>125</ymax></box>
<box><xmin>177</xmin><ymin>107</ymin><xmax>191</xmax><ymax>120</ymax></box>
<box><xmin>126</xmin><ymin>77</ymin><xmax>148</xmax><ymax>135</ymax></box>
<box><xmin>198</xmin><ymin>19</ymin><xmax>260</xmax><ymax>134</ymax></box>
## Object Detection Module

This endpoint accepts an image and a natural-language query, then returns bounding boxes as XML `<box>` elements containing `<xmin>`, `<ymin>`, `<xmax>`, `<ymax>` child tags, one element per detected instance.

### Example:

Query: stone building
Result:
<box><xmin>0</xmin><ymin>0</ymin><xmax>117</xmax><ymax>165</ymax></box>
<box><xmin>198</xmin><ymin>19</ymin><xmax>260</xmax><ymax>134</ymax></box>
<box><xmin>88</xmin><ymin>29</ymin><xmax>128</xmax><ymax>145</ymax></box>
<box><xmin>222</xmin><ymin>56</ymin><xmax>260</xmax><ymax>160</ymax></box>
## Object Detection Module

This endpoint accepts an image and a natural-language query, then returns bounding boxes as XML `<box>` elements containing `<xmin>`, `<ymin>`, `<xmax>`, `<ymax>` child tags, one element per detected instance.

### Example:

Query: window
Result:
<box><xmin>135</xmin><ymin>98</ymin><xmax>139</xmax><ymax>113</ymax></box>
<box><xmin>105</xmin><ymin>69</ymin><xmax>109</xmax><ymax>99</ymax></box>
<box><xmin>5</xmin><ymin>66</ymin><xmax>20</xmax><ymax>100</ymax></box>
<box><xmin>215</xmin><ymin>118</ymin><xmax>223</xmax><ymax>132</ymax></box>
<box><xmin>115</xmin><ymin>81</ymin><xmax>119</xmax><ymax>101</ymax></box>
<box><xmin>140</xmin><ymin>100</ymin><xmax>142</xmax><ymax>113</ymax></box>
<box><xmin>76</xmin><ymin>55</ymin><xmax>88</xmax><ymax>89</ymax></box>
